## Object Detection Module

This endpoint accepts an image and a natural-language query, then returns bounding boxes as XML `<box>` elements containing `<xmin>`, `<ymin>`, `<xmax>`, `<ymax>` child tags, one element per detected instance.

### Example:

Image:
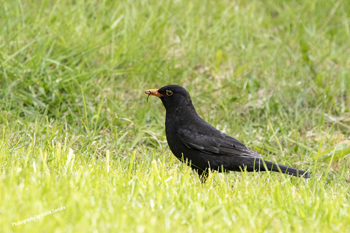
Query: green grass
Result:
<box><xmin>1</xmin><ymin>0</ymin><xmax>350</xmax><ymax>232</ymax></box>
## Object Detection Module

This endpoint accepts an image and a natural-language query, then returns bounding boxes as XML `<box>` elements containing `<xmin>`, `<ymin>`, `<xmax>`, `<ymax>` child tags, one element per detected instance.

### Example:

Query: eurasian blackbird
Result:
<box><xmin>145</xmin><ymin>84</ymin><xmax>310</xmax><ymax>181</ymax></box>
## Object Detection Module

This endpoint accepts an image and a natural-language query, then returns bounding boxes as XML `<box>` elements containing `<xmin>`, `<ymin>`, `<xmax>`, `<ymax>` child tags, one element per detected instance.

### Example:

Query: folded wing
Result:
<box><xmin>177</xmin><ymin>128</ymin><xmax>262</xmax><ymax>158</ymax></box>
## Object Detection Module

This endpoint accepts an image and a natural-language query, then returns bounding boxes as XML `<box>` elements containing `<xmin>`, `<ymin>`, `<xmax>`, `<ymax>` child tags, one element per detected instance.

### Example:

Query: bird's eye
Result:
<box><xmin>166</xmin><ymin>90</ymin><xmax>173</xmax><ymax>96</ymax></box>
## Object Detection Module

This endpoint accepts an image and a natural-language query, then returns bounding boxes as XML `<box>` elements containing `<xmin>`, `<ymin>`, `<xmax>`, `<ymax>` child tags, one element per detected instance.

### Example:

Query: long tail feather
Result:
<box><xmin>254</xmin><ymin>159</ymin><xmax>310</xmax><ymax>178</ymax></box>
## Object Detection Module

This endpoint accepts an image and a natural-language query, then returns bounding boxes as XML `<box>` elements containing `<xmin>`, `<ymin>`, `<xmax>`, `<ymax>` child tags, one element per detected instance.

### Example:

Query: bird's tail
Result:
<box><xmin>254</xmin><ymin>159</ymin><xmax>310</xmax><ymax>178</ymax></box>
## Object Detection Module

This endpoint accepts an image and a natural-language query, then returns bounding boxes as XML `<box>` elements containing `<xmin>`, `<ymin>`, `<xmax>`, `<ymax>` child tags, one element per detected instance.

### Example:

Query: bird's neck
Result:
<box><xmin>165</xmin><ymin>103</ymin><xmax>199</xmax><ymax>126</ymax></box>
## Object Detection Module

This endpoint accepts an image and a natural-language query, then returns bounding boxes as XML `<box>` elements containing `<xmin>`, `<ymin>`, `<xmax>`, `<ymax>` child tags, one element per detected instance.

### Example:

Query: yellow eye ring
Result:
<box><xmin>166</xmin><ymin>90</ymin><xmax>173</xmax><ymax>96</ymax></box>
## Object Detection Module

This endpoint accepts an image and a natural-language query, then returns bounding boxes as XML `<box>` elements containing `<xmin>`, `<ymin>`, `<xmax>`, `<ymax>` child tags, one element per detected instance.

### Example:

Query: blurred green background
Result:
<box><xmin>1</xmin><ymin>0</ymin><xmax>350</xmax><ymax>232</ymax></box>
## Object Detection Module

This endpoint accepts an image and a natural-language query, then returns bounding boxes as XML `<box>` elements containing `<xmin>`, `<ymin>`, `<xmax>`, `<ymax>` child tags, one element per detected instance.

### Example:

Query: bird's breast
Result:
<box><xmin>165</xmin><ymin>115</ymin><xmax>186</xmax><ymax>158</ymax></box>
<box><xmin>165</xmin><ymin>119</ymin><xmax>178</xmax><ymax>152</ymax></box>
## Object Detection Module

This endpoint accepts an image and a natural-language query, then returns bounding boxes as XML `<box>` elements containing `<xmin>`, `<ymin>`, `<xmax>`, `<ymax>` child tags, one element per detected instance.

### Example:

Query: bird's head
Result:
<box><xmin>145</xmin><ymin>84</ymin><xmax>194</xmax><ymax>112</ymax></box>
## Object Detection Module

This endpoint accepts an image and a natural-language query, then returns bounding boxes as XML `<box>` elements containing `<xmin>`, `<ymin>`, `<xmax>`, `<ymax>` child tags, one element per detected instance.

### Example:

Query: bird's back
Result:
<box><xmin>165</xmin><ymin>109</ymin><xmax>261</xmax><ymax>160</ymax></box>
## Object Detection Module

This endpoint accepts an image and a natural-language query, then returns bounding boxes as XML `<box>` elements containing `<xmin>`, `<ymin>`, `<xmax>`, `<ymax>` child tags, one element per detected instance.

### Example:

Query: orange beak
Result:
<box><xmin>144</xmin><ymin>89</ymin><xmax>163</xmax><ymax>97</ymax></box>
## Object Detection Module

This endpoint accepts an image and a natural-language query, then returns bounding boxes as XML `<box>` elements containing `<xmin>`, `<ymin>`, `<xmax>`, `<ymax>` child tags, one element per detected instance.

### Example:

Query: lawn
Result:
<box><xmin>1</xmin><ymin>0</ymin><xmax>350</xmax><ymax>232</ymax></box>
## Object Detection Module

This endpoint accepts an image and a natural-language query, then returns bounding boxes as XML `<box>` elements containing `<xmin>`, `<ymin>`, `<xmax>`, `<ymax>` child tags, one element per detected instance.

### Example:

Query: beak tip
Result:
<box><xmin>144</xmin><ymin>88</ymin><xmax>163</xmax><ymax>97</ymax></box>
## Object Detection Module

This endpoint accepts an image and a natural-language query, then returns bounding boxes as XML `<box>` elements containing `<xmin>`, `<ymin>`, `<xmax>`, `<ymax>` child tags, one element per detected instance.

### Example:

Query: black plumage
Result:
<box><xmin>145</xmin><ymin>84</ymin><xmax>310</xmax><ymax>181</ymax></box>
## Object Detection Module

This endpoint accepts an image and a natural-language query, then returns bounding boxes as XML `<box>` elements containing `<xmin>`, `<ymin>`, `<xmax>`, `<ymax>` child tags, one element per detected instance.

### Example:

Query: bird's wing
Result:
<box><xmin>177</xmin><ymin>128</ymin><xmax>262</xmax><ymax>158</ymax></box>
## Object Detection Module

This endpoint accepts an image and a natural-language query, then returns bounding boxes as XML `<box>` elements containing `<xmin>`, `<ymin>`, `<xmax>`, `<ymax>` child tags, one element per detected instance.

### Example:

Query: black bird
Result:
<box><xmin>145</xmin><ymin>85</ymin><xmax>310</xmax><ymax>182</ymax></box>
